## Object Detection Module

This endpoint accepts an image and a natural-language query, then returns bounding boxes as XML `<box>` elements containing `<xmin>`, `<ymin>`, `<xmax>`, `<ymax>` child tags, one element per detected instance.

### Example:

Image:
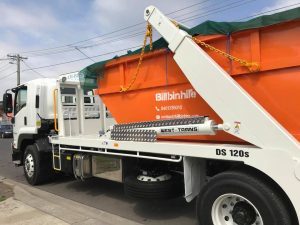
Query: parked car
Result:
<box><xmin>0</xmin><ymin>124</ymin><xmax>13</xmax><ymax>138</ymax></box>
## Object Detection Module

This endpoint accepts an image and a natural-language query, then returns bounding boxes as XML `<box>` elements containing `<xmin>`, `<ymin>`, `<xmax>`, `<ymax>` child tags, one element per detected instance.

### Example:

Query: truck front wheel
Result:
<box><xmin>197</xmin><ymin>170</ymin><xmax>292</xmax><ymax>225</ymax></box>
<box><xmin>23</xmin><ymin>145</ymin><xmax>52</xmax><ymax>185</ymax></box>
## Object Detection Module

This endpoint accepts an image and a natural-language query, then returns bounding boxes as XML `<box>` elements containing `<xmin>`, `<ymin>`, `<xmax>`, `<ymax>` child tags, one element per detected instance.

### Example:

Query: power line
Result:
<box><xmin>20</xmin><ymin>24</ymin><xmax>145</xmax><ymax>55</ymax></box>
<box><xmin>34</xmin><ymin>0</ymin><xmax>232</xmax><ymax>56</ymax></box>
<box><xmin>180</xmin><ymin>0</ymin><xmax>257</xmax><ymax>23</ymax></box>
<box><xmin>74</xmin><ymin>47</ymin><xmax>96</xmax><ymax>63</ymax></box>
<box><xmin>60</xmin><ymin>70</ymin><xmax>80</xmax><ymax>76</ymax></box>
<box><xmin>78</xmin><ymin>31</ymin><xmax>145</xmax><ymax>49</ymax></box>
<box><xmin>28</xmin><ymin>30</ymin><xmax>145</xmax><ymax>57</ymax></box>
<box><xmin>19</xmin><ymin>0</ymin><xmax>215</xmax><ymax>55</ymax></box>
<box><xmin>24</xmin><ymin>0</ymin><xmax>253</xmax><ymax>58</ymax></box>
<box><xmin>22</xmin><ymin>61</ymin><xmax>47</xmax><ymax>78</ymax></box>
<box><xmin>0</xmin><ymin>71</ymin><xmax>16</xmax><ymax>81</ymax></box>
<box><xmin>171</xmin><ymin>0</ymin><xmax>233</xmax><ymax>20</ymax></box>
<box><xmin>237</xmin><ymin>2</ymin><xmax>300</xmax><ymax>21</ymax></box>
<box><xmin>167</xmin><ymin>0</ymin><xmax>212</xmax><ymax>16</ymax></box>
<box><xmin>14</xmin><ymin>0</ymin><xmax>300</xmax><ymax>60</ymax></box>
<box><xmin>0</xmin><ymin>63</ymin><xmax>9</xmax><ymax>69</ymax></box>
<box><xmin>22</xmin><ymin>44</ymin><xmax>142</xmax><ymax>72</ymax></box>
<box><xmin>0</xmin><ymin>2</ymin><xmax>297</xmax><ymax>83</ymax></box>
<box><xmin>0</xmin><ymin>63</ymin><xmax>11</xmax><ymax>72</ymax></box>
<box><xmin>22</xmin><ymin>2</ymin><xmax>299</xmax><ymax>72</ymax></box>
<box><xmin>0</xmin><ymin>58</ymin><xmax>10</xmax><ymax>61</ymax></box>
<box><xmin>23</xmin><ymin>1</ymin><xmax>235</xmax><ymax>57</ymax></box>
<box><xmin>12</xmin><ymin>2</ymin><xmax>300</xmax><ymax>80</ymax></box>
<box><xmin>29</xmin><ymin>0</ymin><xmax>253</xmax><ymax>58</ymax></box>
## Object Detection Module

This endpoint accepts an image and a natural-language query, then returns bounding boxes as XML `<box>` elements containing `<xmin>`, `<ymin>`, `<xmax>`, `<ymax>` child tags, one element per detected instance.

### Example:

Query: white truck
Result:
<box><xmin>3</xmin><ymin>6</ymin><xmax>300</xmax><ymax>225</ymax></box>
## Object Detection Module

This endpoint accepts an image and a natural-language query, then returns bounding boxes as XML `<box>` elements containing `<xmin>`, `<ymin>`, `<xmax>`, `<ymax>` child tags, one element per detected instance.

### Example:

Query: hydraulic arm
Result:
<box><xmin>144</xmin><ymin>5</ymin><xmax>300</xmax><ymax>153</ymax></box>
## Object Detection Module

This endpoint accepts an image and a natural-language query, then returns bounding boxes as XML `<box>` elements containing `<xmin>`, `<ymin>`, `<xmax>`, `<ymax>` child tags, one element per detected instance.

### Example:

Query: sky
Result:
<box><xmin>0</xmin><ymin>0</ymin><xmax>299</xmax><ymax>98</ymax></box>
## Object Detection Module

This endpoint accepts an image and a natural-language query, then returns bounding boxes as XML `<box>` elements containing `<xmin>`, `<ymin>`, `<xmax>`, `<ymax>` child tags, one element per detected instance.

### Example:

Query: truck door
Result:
<box><xmin>13</xmin><ymin>86</ymin><xmax>28</xmax><ymax>146</ymax></box>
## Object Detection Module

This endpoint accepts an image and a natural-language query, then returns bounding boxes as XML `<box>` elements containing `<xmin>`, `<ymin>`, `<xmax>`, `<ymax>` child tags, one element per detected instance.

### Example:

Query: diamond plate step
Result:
<box><xmin>113</xmin><ymin>116</ymin><xmax>207</xmax><ymax>131</ymax></box>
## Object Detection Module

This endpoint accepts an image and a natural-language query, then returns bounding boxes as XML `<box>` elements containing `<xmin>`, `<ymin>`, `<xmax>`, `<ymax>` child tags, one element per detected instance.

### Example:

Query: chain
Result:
<box><xmin>120</xmin><ymin>22</ymin><xmax>153</xmax><ymax>92</ymax></box>
<box><xmin>193</xmin><ymin>37</ymin><xmax>260</xmax><ymax>72</ymax></box>
<box><xmin>120</xmin><ymin>22</ymin><xmax>259</xmax><ymax>92</ymax></box>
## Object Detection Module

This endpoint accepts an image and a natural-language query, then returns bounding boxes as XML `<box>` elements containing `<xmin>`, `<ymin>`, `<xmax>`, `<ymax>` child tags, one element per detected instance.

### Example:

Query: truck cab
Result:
<box><xmin>3</xmin><ymin>79</ymin><xmax>57</xmax><ymax>166</ymax></box>
<box><xmin>3</xmin><ymin>75</ymin><xmax>114</xmax><ymax>167</ymax></box>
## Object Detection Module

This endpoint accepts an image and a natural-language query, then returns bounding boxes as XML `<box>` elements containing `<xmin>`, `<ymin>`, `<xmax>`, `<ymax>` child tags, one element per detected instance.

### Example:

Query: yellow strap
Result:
<box><xmin>53</xmin><ymin>89</ymin><xmax>59</xmax><ymax>132</ymax></box>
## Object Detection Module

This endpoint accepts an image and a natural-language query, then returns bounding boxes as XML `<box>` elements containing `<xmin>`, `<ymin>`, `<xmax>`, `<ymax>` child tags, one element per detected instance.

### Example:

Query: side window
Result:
<box><xmin>15</xmin><ymin>88</ymin><xmax>27</xmax><ymax>115</ymax></box>
<box><xmin>61</xmin><ymin>87</ymin><xmax>76</xmax><ymax>104</ymax></box>
<box><xmin>84</xmin><ymin>89</ymin><xmax>95</xmax><ymax>104</ymax></box>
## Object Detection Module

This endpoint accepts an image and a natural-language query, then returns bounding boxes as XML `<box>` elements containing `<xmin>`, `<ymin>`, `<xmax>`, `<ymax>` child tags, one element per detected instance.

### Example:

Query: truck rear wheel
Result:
<box><xmin>23</xmin><ymin>145</ymin><xmax>52</xmax><ymax>185</ymax></box>
<box><xmin>124</xmin><ymin>172</ymin><xmax>183</xmax><ymax>199</ymax></box>
<box><xmin>197</xmin><ymin>170</ymin><xmax>292</xmax><ymax>225</ymax></box>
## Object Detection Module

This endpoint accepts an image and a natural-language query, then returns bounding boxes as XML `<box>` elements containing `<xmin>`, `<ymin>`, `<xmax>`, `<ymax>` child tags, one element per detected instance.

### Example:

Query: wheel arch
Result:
<box><xmin>18</xmin><ymin>134</ymin><xmax>35</xmax><ymax>165</ymax></box>
<box><xmin>237</xmin><ymin>164</ymin><xmax>299</xmax><ymax>225</ymax></box>
<box><xmin>18</xmin><ymin>134</ymin><xmax>51</xmax><ymax>165</ymax></box>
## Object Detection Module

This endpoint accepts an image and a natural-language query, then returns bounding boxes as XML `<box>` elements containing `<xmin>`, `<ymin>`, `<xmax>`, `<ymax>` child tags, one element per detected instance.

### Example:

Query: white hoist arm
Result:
<box><xmin>144</xmin><ymin>5</ymin><xmax>300</xmax><ymax>152</ymax></box>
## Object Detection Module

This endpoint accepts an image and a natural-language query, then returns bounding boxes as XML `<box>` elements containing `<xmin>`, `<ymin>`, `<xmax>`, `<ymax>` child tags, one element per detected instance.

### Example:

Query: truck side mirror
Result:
<box><xmin>3</xmin><ymin>93</ymin><xmax>13</xmax><ymax>114</ymax></box>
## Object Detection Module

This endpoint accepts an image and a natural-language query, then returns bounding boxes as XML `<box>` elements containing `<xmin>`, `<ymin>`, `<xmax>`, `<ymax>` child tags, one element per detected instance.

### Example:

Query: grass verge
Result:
<box><xmin>0</xmin><ymin>195</ymin><xmax>6</xmax><ymax>202</ymax></box>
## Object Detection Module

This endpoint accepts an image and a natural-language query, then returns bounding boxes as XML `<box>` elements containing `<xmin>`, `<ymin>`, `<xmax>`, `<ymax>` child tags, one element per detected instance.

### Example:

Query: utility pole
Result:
<box><xmin>7</xmin><ymin>54</ymin><xmax>28</xmax><ymax>85</ymax></box>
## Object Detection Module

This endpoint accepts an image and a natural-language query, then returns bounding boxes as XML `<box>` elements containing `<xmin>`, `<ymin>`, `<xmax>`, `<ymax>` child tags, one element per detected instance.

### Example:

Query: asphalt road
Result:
<box><xmin>0</xmin><ymin>138</ymin><xmax>197</xmax><ymax>225</ymax></box>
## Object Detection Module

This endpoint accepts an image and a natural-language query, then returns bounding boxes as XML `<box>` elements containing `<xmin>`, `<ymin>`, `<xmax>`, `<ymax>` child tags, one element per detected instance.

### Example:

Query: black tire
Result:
<box><xmin>124</xmin><ymin>173</ymin><xmax>183</xmax><ymax>199</ymax></box>
<box><xmin>197</xmin><ymin>170</ymin><xmax>292</xmax><ymax>225</ymax></box>
<box><xmin>23</xmin><ymin>145</ymin><xmax>53</xmax><ymax>185</ymax></box>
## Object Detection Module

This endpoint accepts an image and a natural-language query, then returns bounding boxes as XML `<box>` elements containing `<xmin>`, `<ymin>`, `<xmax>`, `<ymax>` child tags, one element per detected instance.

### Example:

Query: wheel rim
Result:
<box><xmin>137</xmin><ymin>174</ymin><xmax>171</xmax><ymax>182</ymax></box>
<box><xmin>211</xmin><ymin>193</ymin><xmax>263</xmax><ymax>225</ymax></box>
<box><xmin>25</xmin><ymin>154</ymin><xmax>35</xmax><ymax>178</ymax></box>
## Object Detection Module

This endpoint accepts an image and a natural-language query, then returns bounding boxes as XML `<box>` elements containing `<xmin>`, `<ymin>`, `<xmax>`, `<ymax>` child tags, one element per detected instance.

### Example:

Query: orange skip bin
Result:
<box><xmin>97</xmin><ymin>20</ymin><xmax>300</xmax><ymax>144</ymax></box>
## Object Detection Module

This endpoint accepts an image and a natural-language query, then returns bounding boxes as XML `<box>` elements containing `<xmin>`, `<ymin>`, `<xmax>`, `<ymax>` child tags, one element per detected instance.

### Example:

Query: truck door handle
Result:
<box><xmin>24</xmin><ymin>117</ymin><xmax>27</xmax><ymax>126</ymax></box>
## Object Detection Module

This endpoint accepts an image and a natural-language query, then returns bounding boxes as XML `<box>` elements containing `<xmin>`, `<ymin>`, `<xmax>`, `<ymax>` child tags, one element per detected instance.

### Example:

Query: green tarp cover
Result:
<box><xmin>79</xmin><ymin>7</ymin><xmax>300</xmax><ymax>89</ymax></box>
